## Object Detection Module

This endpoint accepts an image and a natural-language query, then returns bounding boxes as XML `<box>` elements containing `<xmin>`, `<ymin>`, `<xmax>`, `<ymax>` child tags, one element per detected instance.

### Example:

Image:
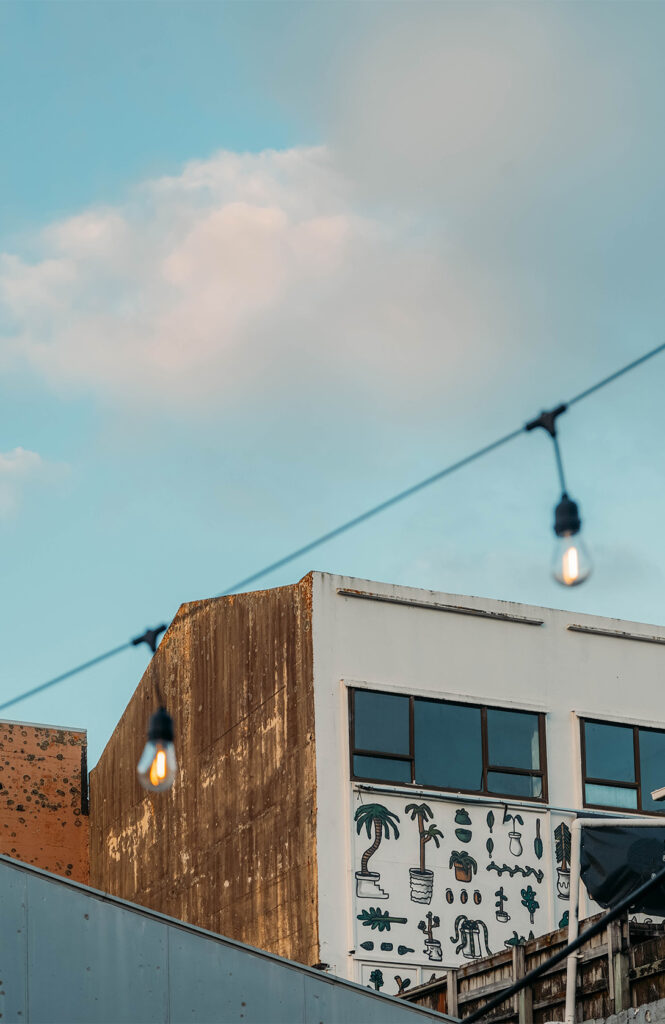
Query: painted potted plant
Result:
<box><xmin>451</xmin><ymin>915</ymin><xmax>492</xmax><ymax>959</ymax></box>
<box><xmin>494</xmin><ymin>886</ymin><xmax>510</xmax><ymax>923</ymax></box>
<box><xmin>418</xmin><ymin>911</ymin><xmax>442</xmax><ymax>961</ymax></box>
<box><xmin>405</xmin><ymin>802</ymin><xmax>443</xmax><ymax>904</ymax></box>
<box><xmin>503</xmin><ymin>807</ymin><xmax>524</xmax><ymax>857</ymax></box>
<box><xmin>354</xmin><ymin>803</ymin><xmax>400</xmax><ymax>899</ymax></box>
<box><xmin>450</xmin><ymin>850</ymin><xmax>477</xmax><ymax>883</ymax></box>
<box><xmin>554</xmin><ymin>822</ymin><xmax>571</xmax><ymax>900</ymax></box>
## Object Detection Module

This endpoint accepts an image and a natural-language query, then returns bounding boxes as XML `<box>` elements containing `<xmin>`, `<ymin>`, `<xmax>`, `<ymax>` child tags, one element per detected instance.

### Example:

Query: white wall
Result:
<box><xmin>311</xmin><ymin>572</ymin><xmax>665</xmax><ymax>984</ymax></box>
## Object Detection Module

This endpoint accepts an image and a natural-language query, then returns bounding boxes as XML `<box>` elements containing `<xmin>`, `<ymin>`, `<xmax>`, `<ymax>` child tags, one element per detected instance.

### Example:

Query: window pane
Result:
<box><xmin>584</xmin><ymin>721</ymin><xmax>635</xmax><ymax>782</ymax></box>
<box><xmin>487</xmin><ymin>772</ymin><xmax>542</xmax><ymax>798</ymax></box>
<box><xmin>585</xmin><ymin>783</ymin><xmax>638</xmax><ymax>809</ymax></box>
<box><xmin>354</xmin><ymin>691</ymin><xmax>410</xmax><ymax>755</ymax></box>
<box><xmin>414</xmin><ymin>700</ymin><xmax>482</xmax><ymax>790</ymax></box>
<box><xmin>487</xmin><ymin>709</ymin><xmax>540</xmax><ymax>770</ymax></box>
<box><xmin>639</xmin><ymin>729</ymin><xmax>665</xmax><ymax>812</ymax></box>
<box><xmin>353</xmin><ymin>755</ymin><xmax>411</xmax><ymax>783</ymax></box>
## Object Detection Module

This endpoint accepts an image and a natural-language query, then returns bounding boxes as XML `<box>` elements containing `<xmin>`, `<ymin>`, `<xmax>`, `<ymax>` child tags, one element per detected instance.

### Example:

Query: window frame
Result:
<box><xmin>349</xmin><ymin>688</ymin><xmax>548</xmax><ymax>803</ymax></box>
<box><xmin>580</xmin><ymin>717</ymin><xmax>665</xmax><ymax>816</ymax></box>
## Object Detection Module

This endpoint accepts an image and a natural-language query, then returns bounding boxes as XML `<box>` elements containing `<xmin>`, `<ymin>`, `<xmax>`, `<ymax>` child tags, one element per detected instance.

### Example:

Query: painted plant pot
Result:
<box><xmin>424</xmin><ymin>939</ymin><xmax>443</xmax><ymax>962</ymax></box>
<box><xmin>496</xmin><ymin>910</ymin><xmax>511</xmax><ymax>924</ymax></box>
<box><xmin>355</xmin><ymin>871</ymin><xmax>389</xmax><ymax>899</ymax></box>
<box><xmin>409</xmin><ymin>867</ymin><xmax>434</xmax><ymax>904</ymax></box>
<box><xmin>454</xmin><ymin>864</ymin><xmax>473</xmax><ymax>883</ymax></box>
<box><xmin>557</xmin><ymin>868</ymin><xmax>571</xmax><ymax>900</ymax></box>
<box><xmin>508</xmin><ymin>831</ymin><xmax>523</xmax><ymax>857</ymax></box>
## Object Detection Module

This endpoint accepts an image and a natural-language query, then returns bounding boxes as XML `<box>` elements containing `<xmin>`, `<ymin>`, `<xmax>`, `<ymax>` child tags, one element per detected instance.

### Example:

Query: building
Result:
<box><xmin>0</xmin><ymin>718</ymin><xmax>88</xmax><ymax>882</ymax></box>
<box><xmin>0</xmin><ymin>854</ymin><xmax>452</xmax><ymax>1023</ymax></box>
<box><xmin>89</xmin><ymin>572</ymin><xmax>665</xmax><ymax>996</ymax></box>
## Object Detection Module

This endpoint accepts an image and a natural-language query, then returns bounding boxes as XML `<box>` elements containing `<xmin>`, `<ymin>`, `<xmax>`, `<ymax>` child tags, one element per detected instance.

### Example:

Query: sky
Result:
<box><xmin>1</xmin><ymin>1</ymin><xmax>665</xmax><ymax>766</ymax></box>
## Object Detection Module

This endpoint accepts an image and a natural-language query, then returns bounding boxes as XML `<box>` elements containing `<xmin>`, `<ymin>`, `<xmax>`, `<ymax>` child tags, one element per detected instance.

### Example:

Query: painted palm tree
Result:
<box><xmin>405</xmin><ymin>802</ymin><xmax>443</xmax><ymax>904</ymax></box>
<box><xmin>354</xmin><ymin>803</ymin><xmax>400</xmax><ymax>899</ymax></box>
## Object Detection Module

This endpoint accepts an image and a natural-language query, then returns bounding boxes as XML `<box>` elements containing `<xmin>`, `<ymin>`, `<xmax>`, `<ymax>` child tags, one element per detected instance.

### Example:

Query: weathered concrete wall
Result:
<box><xmin>0</xmin><ymin>720</ymin><xmax>89</xmax><ymax>882</ymax></box>
<box><xmin>584</xmin><ymin>999</ymin><xmax>665</xmax><ymax>1023</ymax></box>
<box><xmin>90</xmin><ymin>576</ymin><xmax>318</xmax><ymax>966</ymax></box>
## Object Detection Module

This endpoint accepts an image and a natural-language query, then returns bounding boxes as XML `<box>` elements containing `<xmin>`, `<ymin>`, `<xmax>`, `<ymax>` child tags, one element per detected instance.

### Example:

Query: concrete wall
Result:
<box><xmin>90</xmin><ymin>577</ymin><xmax>319</xmax><ymax>966</ymax></box>
<box><xmin>0</xmin><ymin>719</ymin><xmax>88</xmax><ymax>882</ymax></box>
<box><xmin>310</xmin><ymin>573</ymin><xmax>665</xmax><ymax>981</ymax></box>
<box><xmin>0</xmin><ymin>855</ymin><xmax>452</xmax><ymax>1024</ymax></box>
<box><xmin>585</xmin><ymin>1000</ymin><xmax>665</xmax><ymax>1024</ymax></box>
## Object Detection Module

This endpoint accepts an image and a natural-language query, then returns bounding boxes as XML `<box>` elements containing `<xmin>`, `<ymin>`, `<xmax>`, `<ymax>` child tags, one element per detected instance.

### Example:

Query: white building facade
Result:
<box><xmin>309</xmin><ymin>573</ymin><xmax>665</xmax><ymax>992</ymax></box>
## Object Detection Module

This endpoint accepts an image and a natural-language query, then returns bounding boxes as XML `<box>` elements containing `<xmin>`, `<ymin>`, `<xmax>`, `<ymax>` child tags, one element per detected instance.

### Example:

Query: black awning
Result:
<box><xmin>580</xmin><ymin>824</ymin><xmax>665</xmax><ymax>915</ymax></box>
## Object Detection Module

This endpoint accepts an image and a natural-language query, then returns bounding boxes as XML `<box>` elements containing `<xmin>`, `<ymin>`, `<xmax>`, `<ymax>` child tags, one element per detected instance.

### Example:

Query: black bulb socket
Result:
<box><xmin>554</xmin><ymin>493</ymin><xmax>581</xmax><ymax>538</ymax></box>
<box><xmin>147</xmin><ymin>706</ymin><xmax>174</xmax><ymax>743</ymax></box>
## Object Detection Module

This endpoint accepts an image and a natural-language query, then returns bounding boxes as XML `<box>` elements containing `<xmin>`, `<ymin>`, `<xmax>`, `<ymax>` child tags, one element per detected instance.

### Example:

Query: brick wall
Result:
<box><xmin>0</xmin><ymin>720</ymin><xmax>89</xmax><ymax>883</ymax></box>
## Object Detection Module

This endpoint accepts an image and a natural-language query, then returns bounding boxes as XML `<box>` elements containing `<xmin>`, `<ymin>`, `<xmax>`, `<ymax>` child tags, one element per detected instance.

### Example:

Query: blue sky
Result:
<box><xmin>1</xmin><ymin>2</ymin><xmax>665</xmax><ymax>765</ymax></box>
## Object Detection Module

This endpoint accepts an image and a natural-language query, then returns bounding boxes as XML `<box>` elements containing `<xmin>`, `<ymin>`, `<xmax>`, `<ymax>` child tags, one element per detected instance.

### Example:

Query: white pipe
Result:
<box><xmin>564</xmin><ymin>816</ymin><xmax>654</xmax><ymax>1023</ymax></box>
<box><xmin>564</xmin><ymin>819</ymin><xmax>582</xmax><ymax>1023</ymax></box>
<box><xmin>355</xmin><ymin>783</ymin><xmax>635</xmax><ymax>818</ymax></box>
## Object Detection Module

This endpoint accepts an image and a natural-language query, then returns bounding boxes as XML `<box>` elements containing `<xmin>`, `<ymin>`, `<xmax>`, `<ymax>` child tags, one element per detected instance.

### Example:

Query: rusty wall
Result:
<box><xmin>90</xmin><ymin>576</ymin><xmax>318</xmax><ymax>966</ymax></box>
<box><xmin>0</xmin><ymin>721</ymin><xmax>89</xmax><ymax>883</ymax></box>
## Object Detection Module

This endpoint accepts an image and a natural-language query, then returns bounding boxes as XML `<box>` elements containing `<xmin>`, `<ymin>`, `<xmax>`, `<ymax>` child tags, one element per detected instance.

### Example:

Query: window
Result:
<box><xmin>350</xmin><ymin>689</ymin><xmax>547</xmax><ymax>802</ymax></box>
<box><xmin>581</xmin><ymin>718</ymin><xmax>665</xmax><ymax>814</ymax></box>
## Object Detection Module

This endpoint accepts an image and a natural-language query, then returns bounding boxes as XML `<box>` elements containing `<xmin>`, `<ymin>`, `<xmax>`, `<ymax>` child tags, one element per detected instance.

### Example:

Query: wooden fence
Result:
<box><xmin>404</xmin><ymin>917</ymin><xmax>665</xmax><ymax>1022</ymax></box>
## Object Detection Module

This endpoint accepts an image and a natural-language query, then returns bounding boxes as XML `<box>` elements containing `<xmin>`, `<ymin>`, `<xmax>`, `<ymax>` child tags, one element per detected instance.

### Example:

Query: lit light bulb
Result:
<box><xmin>551</xmin><ymin>493</ymin><xmax>592</xmax><ymax>587</ymax></box>
<box><xmin>137</xmin><ymin>707</ymin><xmax>177</xmax><ymax>792</ymax></box>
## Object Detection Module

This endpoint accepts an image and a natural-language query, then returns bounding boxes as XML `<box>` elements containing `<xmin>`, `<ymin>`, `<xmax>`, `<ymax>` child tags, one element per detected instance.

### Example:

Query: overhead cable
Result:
<box><xmin>2</xmin><ymin>342</ymin><xmax>664</xmax><ymax>714</ymax></box>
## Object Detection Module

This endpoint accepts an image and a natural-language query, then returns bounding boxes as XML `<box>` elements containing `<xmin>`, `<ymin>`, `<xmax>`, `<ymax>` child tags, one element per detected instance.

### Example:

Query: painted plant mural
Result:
<box><xmin>354</xmin><ymin>803</ymin><xmax>400</xmax><ymax>899</ymax></box>
<box><xmin>405</xmin><ymin>802</ymin><xmax>443</xmax><ymax>904</ymax></box>
<box><xmin>352</xmin><ymin>794</ymin><xmax>599</xmax><ymax>976</ymax></box>
<box><xmin>554</xmin><ymin>822</ymin><xmax>572</xmax><ymax>900</ymax></box>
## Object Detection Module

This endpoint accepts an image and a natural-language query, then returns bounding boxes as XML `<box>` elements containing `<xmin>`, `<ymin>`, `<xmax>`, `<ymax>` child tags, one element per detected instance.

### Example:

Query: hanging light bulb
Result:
<box><xmin>137</xmin><ymin>706</ymin><xmax>177</xmax><ymax>792</ymax></box>
<box><xmin>551</xmin><ymin>493</ymin><xmax>592</xmax><ymax>586</ymax></box>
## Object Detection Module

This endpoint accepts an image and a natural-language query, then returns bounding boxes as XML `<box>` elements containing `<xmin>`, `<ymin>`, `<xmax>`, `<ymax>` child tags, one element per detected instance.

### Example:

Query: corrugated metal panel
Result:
<box><xmin>0</xmin><ymin>862</ymin><xmax>27</xmax><ymax>1022</ymax></box>
<box><xmin>0</xmin><ymin>857</ymin><xmax>455</xmax><ymax>1024</ymax></box>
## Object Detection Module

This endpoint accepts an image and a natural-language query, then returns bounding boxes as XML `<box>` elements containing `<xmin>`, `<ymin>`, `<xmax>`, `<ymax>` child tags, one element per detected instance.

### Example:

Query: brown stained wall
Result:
<box><xmin>0</xmin><ymin>722</ymin><xmax>89</xmax><ymax>883</ymax></box>
<box><xmin>90</xmin><ymin>576</ymin><xmax>318</xmax><ymax>966</ymax></box>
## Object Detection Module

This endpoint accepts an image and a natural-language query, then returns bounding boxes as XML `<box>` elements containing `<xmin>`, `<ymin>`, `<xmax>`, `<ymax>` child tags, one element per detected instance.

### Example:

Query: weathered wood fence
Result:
<box><xmin>404</xmin><ymin>917</ymin><xmax>665</xmax><ymax>1022</ymax></box>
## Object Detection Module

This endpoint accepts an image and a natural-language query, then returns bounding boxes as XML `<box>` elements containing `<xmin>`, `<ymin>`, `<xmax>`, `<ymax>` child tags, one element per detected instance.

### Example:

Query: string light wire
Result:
<box><xmin>2</xmin><ymin>341</ymin><xmax>664</xmax><ymax>714</ymax></box>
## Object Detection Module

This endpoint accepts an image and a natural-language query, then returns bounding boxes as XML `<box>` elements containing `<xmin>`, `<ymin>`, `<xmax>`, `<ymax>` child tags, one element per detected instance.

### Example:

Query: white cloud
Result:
<box><xmin>0</xmin><ymin>145</ymin><xmax>502</xmax><ymax>414</ymax></box>
<box><xmin>0</xmin><ymin>447</ymin><xmax>64</xmax><ymax>516</ymax></box>
<box><xmin>2</xmin><ymin>6</ymin><xmax>664</xmax><ymax>422</ymax></box>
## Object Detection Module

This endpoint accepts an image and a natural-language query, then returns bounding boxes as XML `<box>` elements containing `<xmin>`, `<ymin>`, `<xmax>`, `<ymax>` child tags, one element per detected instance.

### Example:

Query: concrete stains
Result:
<box><xmin>90</xmin><ymin>574</ymin><xmax>319</xmax><ymax>967</ymax></box>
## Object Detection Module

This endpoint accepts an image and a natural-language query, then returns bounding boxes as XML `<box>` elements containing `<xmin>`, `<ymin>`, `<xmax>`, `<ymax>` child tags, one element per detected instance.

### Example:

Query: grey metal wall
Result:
<box><xmin>0</xmin><ymin>857</ymin><xmax>454</xmax><ymax>1024</ymax></box>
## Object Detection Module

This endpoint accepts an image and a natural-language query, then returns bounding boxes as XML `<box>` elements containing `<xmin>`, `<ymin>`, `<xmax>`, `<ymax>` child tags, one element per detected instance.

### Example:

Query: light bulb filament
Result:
<box><xmin>562</xmin><ymin>545</ymin><xmax>580</xmax><ymax>585</ymax></box>
<box><xmin>149</xmin><ymin>749</ymin><xmax>167</xmax><ymax>787</ymax></box>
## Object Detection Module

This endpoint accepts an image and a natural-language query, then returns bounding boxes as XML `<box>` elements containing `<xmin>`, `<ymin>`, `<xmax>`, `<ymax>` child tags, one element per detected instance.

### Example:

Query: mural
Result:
<box><xmin>451</xmin><ymin>914</ymin><xmax>492</xmax><ymax>959</ymax></box>
<box><xmin>554</xmin><ymin>821</ymin><xmax>572</xmax><ymax>900</ymax></box>
<box><xmin>405</xmin><ymin>803</ymin><xmax>443</xmax><ymax>904</ymax></box>
<box><xmin>353</xmin><ymin>791</ymin><xmax>603</xmax><ymax>974</ymax></box>
<box><xmin>360</xmin><ymin>962</ymin><xmax>426</xmax><ymax>995</ymax></box>
<box><xmin>418</xmin><ymin>911</ymin><xmax>442</xmax><ymax>961</ymax></box>
<box><xmin>354</xmin><ymin>803</ymin><xmax>400</xmax><ymax>899</ymax></box>
<box><xmin>503</xmin><ymin>808</ymin><xmax>525</xmax><ymax>857</ymax></box>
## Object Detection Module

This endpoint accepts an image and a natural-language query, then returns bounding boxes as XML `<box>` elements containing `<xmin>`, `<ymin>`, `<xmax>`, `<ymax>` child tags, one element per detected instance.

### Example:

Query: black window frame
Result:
<box><xmin>581</xmin><ymin>717</ymin><xmax>665</xmax><ymax>816</ymax></box>
<box><xmin>349</xmin><ymin>688</ymin><xmax>548</xmax><ymax>803</ymax></box>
